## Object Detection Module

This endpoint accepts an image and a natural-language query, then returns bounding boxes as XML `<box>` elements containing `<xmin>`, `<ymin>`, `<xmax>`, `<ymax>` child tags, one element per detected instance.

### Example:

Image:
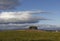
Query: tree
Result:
<box><xmin>29</xmin><ymin>26</ymin><xmax>38</xmax><ymax>30</ymax></box>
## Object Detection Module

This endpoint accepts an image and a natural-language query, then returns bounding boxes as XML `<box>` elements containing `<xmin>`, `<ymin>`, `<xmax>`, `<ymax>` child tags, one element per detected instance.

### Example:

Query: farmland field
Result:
<box><xmin>0</xmin><ymin>30</ymin><xmax>60</xmax><ymax>41</ymax></box>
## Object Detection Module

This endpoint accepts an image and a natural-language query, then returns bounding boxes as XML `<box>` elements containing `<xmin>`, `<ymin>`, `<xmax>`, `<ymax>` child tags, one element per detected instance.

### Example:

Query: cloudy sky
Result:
<box><xmin>0</xmin><ymin>0</ymin><xmax>60</xmax><ymax>30</ymax></box>
<box><xmin>17</xmin><ymin>0</ymin><xmax>60</xmax><ymax>25</ymax></box>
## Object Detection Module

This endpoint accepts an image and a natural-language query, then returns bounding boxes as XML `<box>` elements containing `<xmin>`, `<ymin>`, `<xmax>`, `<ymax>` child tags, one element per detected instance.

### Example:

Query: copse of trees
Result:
<box><xmin>29</xmin><ymin>26</ymin><xmax>38</xmax><ymax>30</ymax></box>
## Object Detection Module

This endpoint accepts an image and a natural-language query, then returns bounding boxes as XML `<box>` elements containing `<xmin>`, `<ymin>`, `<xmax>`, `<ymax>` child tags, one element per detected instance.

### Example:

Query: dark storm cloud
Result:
<box><xmin>0</xmin><ymin>0</ymin><xmax>20</xmax><ymax>10</ymax></box>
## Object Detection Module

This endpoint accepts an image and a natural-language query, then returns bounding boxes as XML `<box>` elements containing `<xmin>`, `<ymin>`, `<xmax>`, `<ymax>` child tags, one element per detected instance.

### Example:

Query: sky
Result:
<box><xmin>18</xmin><ymin>0</ymin><xmax>60</xmax><ymax>25</ymax></box>
<box><xmin>0</xmin><ymin>0</ymin><xmax>60</xmax><ymax>26</ymax></box>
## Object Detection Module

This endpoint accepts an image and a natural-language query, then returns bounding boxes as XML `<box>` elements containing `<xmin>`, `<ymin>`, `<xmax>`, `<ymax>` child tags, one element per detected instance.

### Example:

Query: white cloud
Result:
<box><xmin>0</xmin><ymin>10</ymin><xmax>47</xmax><ymax>24</ymax></box>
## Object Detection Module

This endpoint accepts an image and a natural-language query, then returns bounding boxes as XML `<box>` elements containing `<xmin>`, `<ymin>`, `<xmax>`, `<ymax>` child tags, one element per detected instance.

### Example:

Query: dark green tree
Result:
<box><xmin>29</xmin><ymin>26</ymin><xmax>38</xmax><ymax>30</ymax></box>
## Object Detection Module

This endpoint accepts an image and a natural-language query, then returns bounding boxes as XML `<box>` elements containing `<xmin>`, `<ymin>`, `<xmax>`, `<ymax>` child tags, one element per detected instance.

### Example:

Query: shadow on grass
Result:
<box><xmin>0</xmin><ymin>39</ymin><xmax>53</xmax><ymax>41</ymax></box>
<box><xmin>30</xmin><ymin>39</ymin><xmax>53</xmax><ymax>41</ymax></box>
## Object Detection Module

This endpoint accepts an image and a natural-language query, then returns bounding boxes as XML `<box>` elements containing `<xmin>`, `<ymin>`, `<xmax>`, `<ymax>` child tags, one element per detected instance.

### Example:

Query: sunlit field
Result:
<box><xmin>0</xmin><ymin>30</ymin><xmax>60</xmax><ymax>41</ymax></box>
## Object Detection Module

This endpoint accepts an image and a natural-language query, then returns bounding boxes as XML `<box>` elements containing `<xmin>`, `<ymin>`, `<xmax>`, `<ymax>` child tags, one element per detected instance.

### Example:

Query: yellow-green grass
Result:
<box><xmin>0</xmin><ymin>30</ymin><xmax>60</xmax><ymax>41</ymax></box>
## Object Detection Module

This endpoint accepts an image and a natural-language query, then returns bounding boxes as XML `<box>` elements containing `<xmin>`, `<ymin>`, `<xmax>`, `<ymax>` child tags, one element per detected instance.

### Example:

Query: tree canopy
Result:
<box><xmin>29</xmin><ymin>26</ymin><xmax>38</xmax><ymax>30</ymax></box>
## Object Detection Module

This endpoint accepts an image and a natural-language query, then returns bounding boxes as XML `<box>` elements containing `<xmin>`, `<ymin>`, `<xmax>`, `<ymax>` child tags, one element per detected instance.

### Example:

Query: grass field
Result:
<box><xmin>0</xmin><ymin>30</ymin><xmax>60</xmax><ymax>41</ymax></box>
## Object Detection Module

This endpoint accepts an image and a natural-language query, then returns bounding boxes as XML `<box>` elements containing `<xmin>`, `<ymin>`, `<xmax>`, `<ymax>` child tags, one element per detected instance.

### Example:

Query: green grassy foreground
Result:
<box><xmin>0</xmin><ymin>30</ymin><xmax>60</xmax><ymax>41</ymax></box>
